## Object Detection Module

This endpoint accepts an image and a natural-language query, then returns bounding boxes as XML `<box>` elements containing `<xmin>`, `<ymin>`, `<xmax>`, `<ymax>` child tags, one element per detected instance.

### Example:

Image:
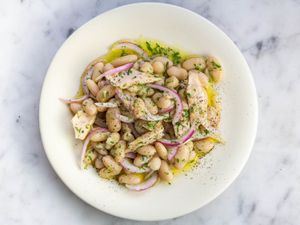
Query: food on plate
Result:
<box><xmin>61</xmin><ymin>39</ymin><xmax>224</xmax><ymax>191</ymax></box>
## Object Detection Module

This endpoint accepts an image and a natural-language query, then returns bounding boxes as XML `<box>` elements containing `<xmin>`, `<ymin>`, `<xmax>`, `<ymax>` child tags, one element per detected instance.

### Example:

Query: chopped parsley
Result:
<box><xmin>145</xmin><ymin>41</ymin><xmax>182</xmax><ymax>65</ymax></box>
<box><xmin>212</xmin><ymin>61</ymin><xmax>221</xmax><ymax>69</ymax></box>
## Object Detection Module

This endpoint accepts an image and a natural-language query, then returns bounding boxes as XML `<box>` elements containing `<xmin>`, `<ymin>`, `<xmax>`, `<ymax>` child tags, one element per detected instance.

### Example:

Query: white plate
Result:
<box><xmin>39</xmin><ymin>2</ymin><xmax>258</xmax><ymax>221</ymax></box>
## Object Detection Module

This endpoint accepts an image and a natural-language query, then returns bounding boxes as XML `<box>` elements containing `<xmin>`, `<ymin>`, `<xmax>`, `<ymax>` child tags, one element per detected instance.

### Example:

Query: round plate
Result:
<box><xmin>39</xmin><ymin>2</ymin><xmax>258</xmax><ymax>221</ymax></box>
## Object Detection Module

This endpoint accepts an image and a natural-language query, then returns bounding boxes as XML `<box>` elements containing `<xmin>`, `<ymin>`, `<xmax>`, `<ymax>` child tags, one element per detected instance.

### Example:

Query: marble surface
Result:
<box><xmin>0</xmin><ymin>0</ymin><xmax>300</xmax><ymax>224</ymax></box>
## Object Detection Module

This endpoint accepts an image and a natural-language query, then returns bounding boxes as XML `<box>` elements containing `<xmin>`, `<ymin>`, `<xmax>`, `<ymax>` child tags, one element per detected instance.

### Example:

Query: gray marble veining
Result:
<box><xmin>0</xmin><ymin>0</ymin><xmax>300</xmax><ymax>224</ymax></box>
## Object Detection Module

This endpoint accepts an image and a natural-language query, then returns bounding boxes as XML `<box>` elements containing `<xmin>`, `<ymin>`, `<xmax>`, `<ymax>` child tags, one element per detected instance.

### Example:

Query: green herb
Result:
<box><xmin>145</xmin><ymin>41</ymin><xmax>182</xmax><ymax>65</ymax></box>
<box><xmin>186</xmin><ymin>92</ymin><xmax>191</xmax><ymax>98</ymax></box>
<box><xmin>212</xmin><ymin>61</ymin><xmax>221</xmax><ymax>69</ymax></box>
<box><xmin>183</xmin><ymin>109</ymin><xmax>190</xmax><ymax>118</ymax></box>
<box><xmin>120</xmin><ymin>50</ymin><xmax>126</xmax><ymax>57</ymax></box>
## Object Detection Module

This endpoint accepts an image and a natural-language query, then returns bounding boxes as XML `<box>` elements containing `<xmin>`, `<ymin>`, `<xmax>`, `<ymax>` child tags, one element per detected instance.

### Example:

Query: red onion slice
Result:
<box><xmin>148</xmin><ymin>84</ymin><xmax>183</xmax><ymax>124</ymax></box>
<box><xmin>167</xmin><ymin>146</ymin><xmax>178</xmax><ymax>161</ymax></box>
<box><xmin>159</xmin><ymin>128</ymin><xmax>196</xmax><ymax>147</ymax></box>
<box><xmin>125</xmin><ymin>152</ymin><xmax>137</xmax><ymax>159</ymax></box>
<box><xmin>126</xmin><ymin>173</ymin><xmax>158</xmax><ymax>191</ymax></box>
<box><xmin>120</xmin><ymin>159</ymin><xmax>150</xmax><ymax>173</ymax></box>
<box><xmin>59</xmin><ymin>95</ymin><xmax>89</xmax><ymax>104</ymax></box>
<box><xmin>95</xmin><ymin>102</ymin><xmax>118</xmax><ymax>108</ymax></box>
<box><xmin>112</xmin><ymin>42</ymin><xmax>148</xmax><ymax>58</ymax></box>
<box><xmin>95</xmin><ymin>63</ymin><xmax>134</xmax><ymax>82</ymax></box>
<box><xmin>80</xmin><ymin>127</ymin><xmax>108</xmax><ymax>169</ymax></box>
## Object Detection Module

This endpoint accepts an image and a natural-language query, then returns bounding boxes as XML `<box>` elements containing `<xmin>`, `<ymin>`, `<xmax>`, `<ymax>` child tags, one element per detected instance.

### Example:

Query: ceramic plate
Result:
<box><xmin>39</xmin><ymin>2</ymin><xmax>258</xmax><ymax>221</ymax></box>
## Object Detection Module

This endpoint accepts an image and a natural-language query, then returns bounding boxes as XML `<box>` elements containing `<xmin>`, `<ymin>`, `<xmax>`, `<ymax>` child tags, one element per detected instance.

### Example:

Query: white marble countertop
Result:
<box><xmin>1</xmin><ymin>0</ymin><xmax>300</xmax><ymax>224</ymax></box>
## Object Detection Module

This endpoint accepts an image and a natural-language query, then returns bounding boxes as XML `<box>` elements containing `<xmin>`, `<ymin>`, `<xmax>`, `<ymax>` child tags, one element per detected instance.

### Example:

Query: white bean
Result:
<box><xmin>118</xmin><ymin>174</ymin><xmax>142</xmax><ymax>185</ymax></box>
<box><xmin>137</xmin><ymin>145</ymin><xmax>156</xmax><ymax>156</ymax></box>
<box><xmin>90</xmin><ymin>130</ymin><xmax>110</xmax><ymax>142</ymax></box>
<box><xmin>148</xmin><ymin>156</ymin><xmax>161</xmax><ymax>171</ymax></box>
<box><xmin>152</xmin><ymin>61</ymin><xmax>165</xmax><ymax>74</ymax></box>
<box><xmin>96</xmin><ymin>85</ymin><xmax>115</xmax><ymax>102</ymax></box>
<box><xmin>206</xmin><ymin>56</ymin><xmax>223</xmax><ymax>83</ymax></box>
<box><xmin>70</xmin><ymin>103</ymin><xmax>82</xmax><ymax>114</ymax></box>
<box><xmin>134</xmin><ymin>154</ymin><xmax>151</xmax><ymax>167</ymax></box>
<box><xmin>167</xmin><ymin>66</ymin><xmax>188</xmax><ymax>80</ymax></box>
<box><xmin>87</xmin><ymin>79</ymin><xmax>100</xmax><ymax>96</ymax></box>
<box><xmin>105</xmin><ymin>132</ymin><xmax>120</xmax><ymax>149</ymax></box>
<box><xmin>95</xmin><ymin>158</ymin><xmax>104</xmax><ymax>169</ymax></box>
<box><xmin>103</xmin><ymin>63</ymin><xmax>114</xmax><ymax>72</ymax></box>
<box><xmin>102</xmin><ymin>155</ymin><xmax>122</xmax><ymax>174</ymax></box>
<box><xmin>182</xmin><ymin>57</ymin><xmax>205</xmax><ymax>71</ymax></box>
<box><xmin>165</xmin><ymin>76</ymin><xmax>179</xmax><ymax>89</ymax></box>
<box><xmin>159</xmin><ymin>160</ymin><xmax>173</xmax><ymax>182</ymax></box>
<box><xmin>111</xmin><ymin>55</ymin><xmax>138</xmax><ymax>67</ymax></box>
<box><xmin>154</xmin><ymin>142</ymin><xmax>168</xmax><ymax>160</ymax></box>
<box><xmin>152</xmin><ymin>56</ymin><xmax>173</xmax><ymax>67</ymax></box>
<box><xmin>194</xmin><ymin>138</ymin><xmax>215</xmax><ymax>153</ymax></box>
<box><xmin>92</xmin><ymin>62</ymin><xmax>104</xmax><ymax>82</ymax></box>
<box><xmin>106</xmin><ymin>108</ymin><xmax>121</xmax><ymax>133</ymax></box>
<box><xmin>82</xmin><ymin>98</ymin><xmax>97</xmax><ymax>116</ymax></box>
<box><xmin>111</xmin><ymin>140</ymin><xmax>126</xmax><ymax>162</ymax></box>
<box><xmin>157</xmin><ymin>95</ymin><xmax>173</xmax><ymax>109</ymax></box>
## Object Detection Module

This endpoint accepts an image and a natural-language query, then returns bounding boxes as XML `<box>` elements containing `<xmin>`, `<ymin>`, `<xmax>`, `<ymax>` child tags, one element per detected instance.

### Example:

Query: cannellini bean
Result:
<box><xmin>118</xmin><ymin>174</ymin><xmax>142</xmax><ymax>184</ymax></box>
<box><xmin>194</xmin><ymin>138</ymin><xmax>215</xmax><ymax>153</ymax></box>
<box><xmin>152</xmin><ymin>56</ymin><xmax>173</xmax><ymax>67</ymax></box>
<box><xmin>96</xmin><ymin>85</ymin><xmax>115</xmax><ymax>102</ymax></box>
<box><xmin>92</xmin><ymin>62</ymin><xmax>104</xmax><ymax>82</ymax></box>
<box><xmin>111</xmin><ymin>55</ymin><xmax>138</xmax><ymax>67</ymax></box>
<box><xmin>93</xmin><ymin>143</ymin><xmax>107</xmax><ymax>155</ymax></box>
<box><xmin>165</xmin><ymin>76</ymin><xmax>179</xmax><ymax>89</ymax></box>
<box><xmin>152</xmin><ymin>92</ymin><xmax>163</xmax><ymax>103</ymax></box>
<box><xmin>167</xmin><ymin>66</ymin><xmax>188</xmax><ymax>80</ymax></box>
<box><xmin>111</xmin><ymin>140</ymin><xmax>126</xmax><ymax>162</ymax></box>
<box><xmin>148</xmin><ymin>156</ymin><xmax>161</xmax><ymax>170</ymax></box>
<box><xmin>82</xmin><ymin>98</ymin><xmax>97</xmax><ymax>116</ymax></box>
<box><xmin>206</xmin><ymin>56</ymin><xmax>223</xmax><ymax>83</ymax></box>
<box><xmin>70</xmin><ymin>103</ymin><xmax>82</xmax><ymax>114</ymax></box>
<box><xmin>154</xmin><ymin>142</ymin><xmax>168</xmax><ymax>160</ymax></box>
<box><xmin>90</xmin><ymin>130</ymin><xmax>110</xmax><ymax>142</ymax></box>
<box><xmin>102</xmin><ymin>155</ymin><xmax>122</xmax><ymax>174</ymax></box>
<box><xmin>140</xmin><ymin>62</ymin><xmax>153</xmax><ymax>73</ymax></box>
<box><xmin>99</xmin><ymin>168</ymin><xmax>116</xmax><ymax>179</ymax></box>
<box><xmin>95</xmin><ymin>158</ymin><xmax>104</xmax><ymax>169</ymax></box>
<box><xmin>143</xmin><ymin>97</ymin><xmax>158</xmax><ymax>114</ymax></box>
<box><xmin>152</xmin><ymin>61</ymin><xmax>165</xmax><ymax>74</ymax></box>
<box><xmin>157</xmin><ymin>95</ymin><xmax>173</xmax><ymax>109</ymax></box>
<box><xmin>122</xmin><ymin>132</ymin><xmax>134</xmax><ymax>142</ymax></box>
<box><xmin>106</xmin><ymin>107</ymin><xmax>121</xmax><ymax>133</ymax></box>
<box><xmin>105</xmin><ymin>132</ymin><xmax>120</xmax><ymax>149</ymax></box>
<box><xmin>86</xmin><ymin>79</ymin><xmax>100</xmax><ymax>96</ymax></box>
<box><xmin>159</xmin><ymin>160</ymin><xmax>173</xmax><ymax>182</ymax></box>
<box><xmin>103</xmin><ymin>63</ymin><xmax>114</xmax><ymax>72</ymax></box>
<box><xmin>189</xmin><ymin>150</ymin><xmax>196</xmax><ymax>161</ymax></box>
<box><xmin>182</xmin><ymin>57</ymin><xmax>206</xmax><ymax>71</ymax></box>
<box><xmin>134</xmin><ymin>154</ymin><xmax>151</xmax><ymax>167</ymax></box>
<box><xmin>189</xmin><ymin>70</ymin><xmax>209</xmax><ymax>87</ymax></box>
<box><xmin>174</xmin><ymin>143</ymin><xmax>190</xmax><ymax>169</ymax></box>
<box><xmin>137</xmin><ymin>145</ymin><xmax>156</xmax><ymax>156</ymax></box>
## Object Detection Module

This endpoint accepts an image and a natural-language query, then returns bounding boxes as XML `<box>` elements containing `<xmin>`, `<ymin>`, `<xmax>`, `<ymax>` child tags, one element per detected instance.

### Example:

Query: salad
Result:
<box><xmin>61</xmin><ymin>39</ymin><xmax>223</xmax><ymax>191</ymax></box>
